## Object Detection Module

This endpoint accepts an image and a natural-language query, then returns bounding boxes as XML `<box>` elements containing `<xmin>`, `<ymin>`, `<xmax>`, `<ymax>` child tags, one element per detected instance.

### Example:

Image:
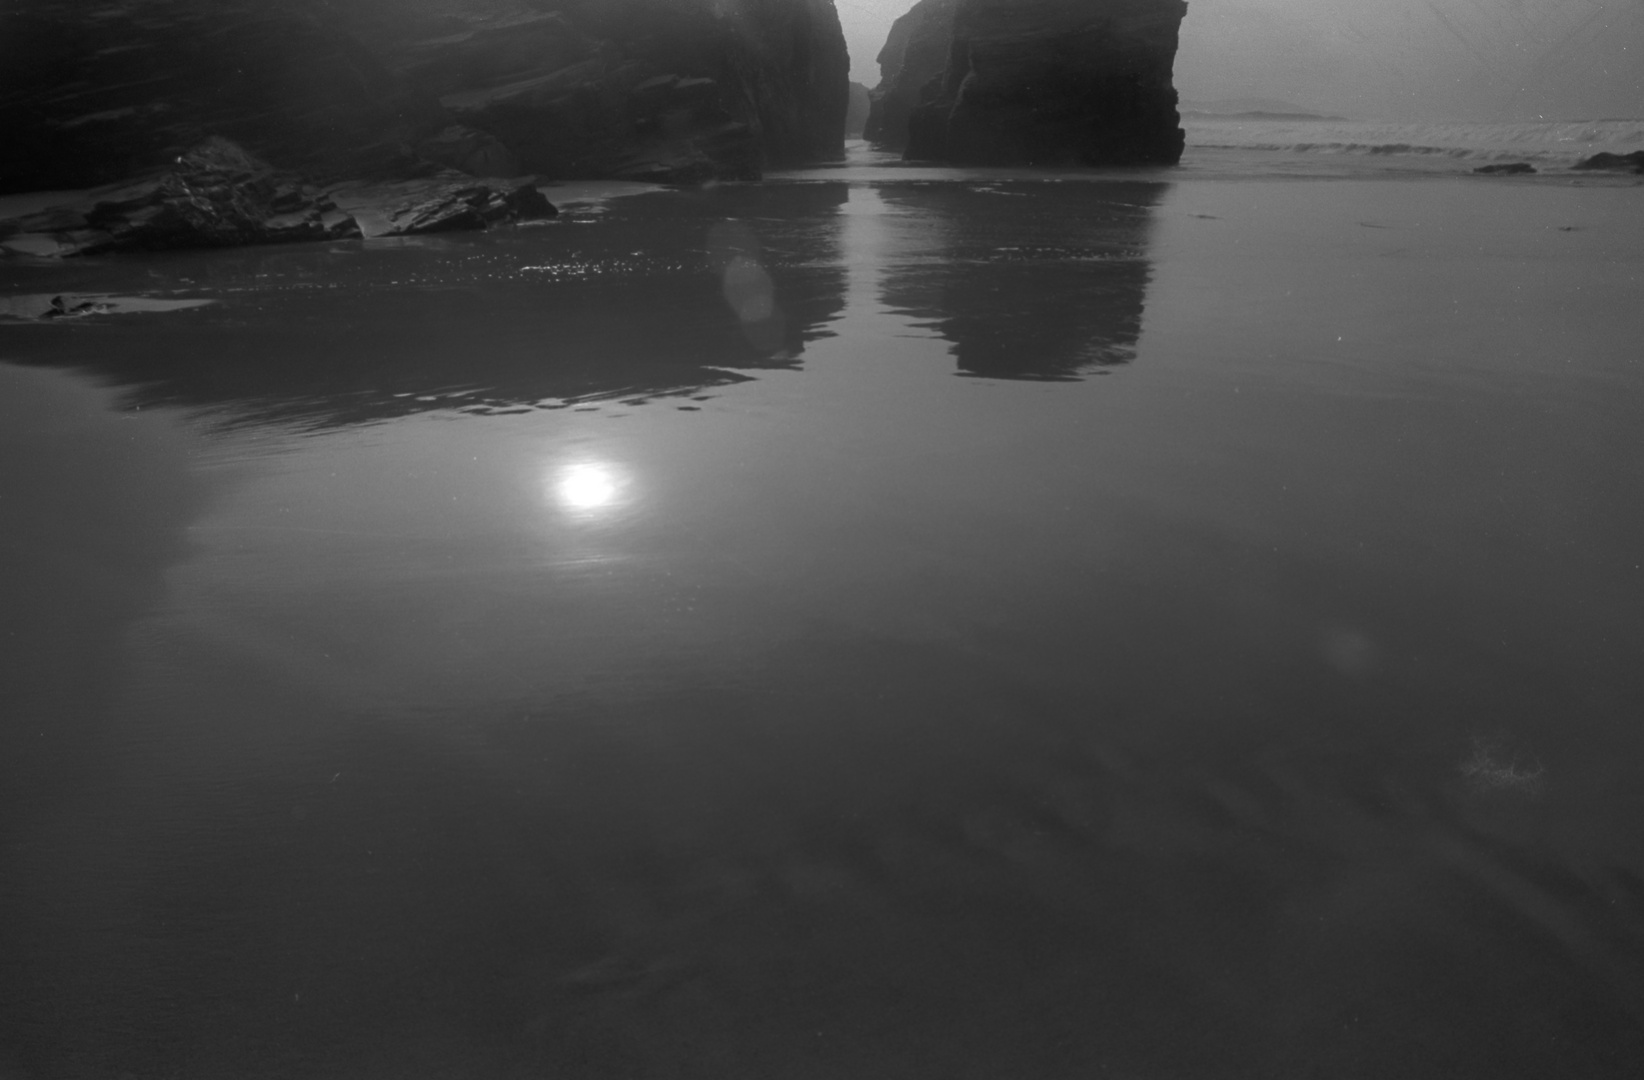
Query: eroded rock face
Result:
<box><xmin>862</xmin><ymin>0</ymin><xmax>960</xmax><ymax>151</ymax></box>
<box><xmin>414</xmin><ymin>0</ymin><xmax>848</xmax><ymax>180</ymax></box>
<box><xmin>871</xmin><ymin>0</ymin><xmax>1188</xmax><ymax>166</ymax></box>
<box><xmin>0</xmin><ymin>0</ymin><xmax>851</xmax><ymax>195</ymax></box>
<box><xmin>724</xmin><ymin>0</ymin><xmax>852</xmax><ymax>166</ymax></box>
<box><xmin>0</xmin><ymin>1</ymin><xmax>429</xmax><ymax>194</ymax></box>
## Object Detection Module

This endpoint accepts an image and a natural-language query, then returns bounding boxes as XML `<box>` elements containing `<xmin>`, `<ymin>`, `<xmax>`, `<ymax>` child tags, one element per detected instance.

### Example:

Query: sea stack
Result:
<box><xmin>870</xmin><ymin>0</ymin><xmax>1188</xmax><ymax>166</ymax></box>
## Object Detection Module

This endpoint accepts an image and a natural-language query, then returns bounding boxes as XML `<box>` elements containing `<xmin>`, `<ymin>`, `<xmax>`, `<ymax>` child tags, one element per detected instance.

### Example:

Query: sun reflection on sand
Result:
<box><xmin>549</xmin><ymin>460</ymin><xmax>631</xmax><ymax>516</ymax></box>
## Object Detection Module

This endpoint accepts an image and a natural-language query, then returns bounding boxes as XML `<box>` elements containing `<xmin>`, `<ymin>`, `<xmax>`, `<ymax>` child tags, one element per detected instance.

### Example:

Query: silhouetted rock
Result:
<box><xmin>896</xmin><ymin>0</ymin><xmax>1188</xmax><ymax>166</ymax></box>
<box><xmin>1572</xmin><ymin>151</ymin><xmax>1644</xmax><ymax>174</ymax></box>
<box><xmin>863</xmin><ymin>0</ymin><xmax>960</xmax><ymax>151</ymax></box>
<box><xmin>1473</xmin><ymin>163</ymin><xmax>1536</xmax><ymax>175</ymax></box>
<box><xmin>735</xmin><ymin>0</ymin><xmax>852</xmax><ymax>166</ymax></box>
<box><xmin>0</xmin><ymin>138</ymin><xmax>554</xmax><ymax>257</ymax></box>
<box><xmin>0</xmin><ymin>1</ymin><xmax>851</xmax><ymax>195</ymax></box>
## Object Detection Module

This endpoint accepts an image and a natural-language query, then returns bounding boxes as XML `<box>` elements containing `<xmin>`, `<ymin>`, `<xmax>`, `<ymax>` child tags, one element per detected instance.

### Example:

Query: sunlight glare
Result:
<box><xmin>545</xmin><ymin>460</ymin><xmax>634</xmax><ymax>519</ymax></box>
<box><xmin>552</xmin><ymin>460</ymin><xmax>627</xmax><ymax>514</ymax></box>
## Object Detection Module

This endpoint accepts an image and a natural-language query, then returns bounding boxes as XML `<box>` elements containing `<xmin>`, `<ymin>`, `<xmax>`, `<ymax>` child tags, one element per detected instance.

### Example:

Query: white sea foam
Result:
<box><xmin>1184</xmin><ymin>117</ymin><xmax>1644</xmax><ymax>170</ymax></box>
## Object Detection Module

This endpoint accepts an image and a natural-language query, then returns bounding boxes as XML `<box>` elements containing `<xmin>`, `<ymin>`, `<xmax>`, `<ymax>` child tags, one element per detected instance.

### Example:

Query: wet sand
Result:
<box><xmin>3</xmin><ymin>165</ymin><xmax>1643</xmax><ymax>1077</ymax></box>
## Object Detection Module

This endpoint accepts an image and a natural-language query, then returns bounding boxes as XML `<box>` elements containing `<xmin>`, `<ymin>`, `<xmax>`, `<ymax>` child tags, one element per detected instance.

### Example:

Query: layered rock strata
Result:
<box><xmin>869</xmin><ymin>0</ymin><xmax>1188</xmax><ymax>166</ymax></box>
<box><xmin>380</xmin><ymin>0</ymin><xmax>848</xmax><ymax>182</ymax></box>
<box><xmin>0</xmin><ymin>0</ymin><xmax>427</xmax><ymax>194</ymax></box>
<box><xmin>0</xmin><ymin>0</ymin><xmax>851</xmax><ymax>197</ymax></box>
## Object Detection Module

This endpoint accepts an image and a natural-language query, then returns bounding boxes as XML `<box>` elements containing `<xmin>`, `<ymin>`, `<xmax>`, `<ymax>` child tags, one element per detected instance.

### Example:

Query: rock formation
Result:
<box><xmin>867</xmin><ymin>0</ymin><xmax>1188</xmax><ymax>166</ymax></box>
<box><xmin>0</xmin><ymin>1</ymin><xmax>428</xmax><ymax>194</ymax></box>
<box><xmin>3</xmin><ymin>184</ymin><xmax>854</xmax><ymax>433</ymax></box>
<box><xmin>0</xmin><ymin>1</ymin><xmax>851</xmax><ymax>196</ymax></box>
<box><xmin>729</xmin><ymin>0</ymin><xmax>852</xmax><ymax>167</ymax></box>
<box><xmin>378</xmin><ymin>0</ymin><xmax>849</xmax><ymax>181</ymax></box>
<box><xmin>862</xmin><ymin>0</ymin><xmax>960</xmax><ymax>151</ymax></box>
<box><xmin>0</xmin><ymin>137</ymin><xmax>554</xmax><ymax>258</ymax></box>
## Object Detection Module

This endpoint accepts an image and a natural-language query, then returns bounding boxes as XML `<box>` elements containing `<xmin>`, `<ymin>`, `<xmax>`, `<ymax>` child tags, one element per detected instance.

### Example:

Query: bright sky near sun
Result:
<box><xmin>832</xmin><ymin>0</ymin><xmax>902</xmax><ymax>85</ymax></box>
<box><xmin>833</xmin><ymin>0</ymin><xmax>1644</xmax><ymax>121</ymax></box>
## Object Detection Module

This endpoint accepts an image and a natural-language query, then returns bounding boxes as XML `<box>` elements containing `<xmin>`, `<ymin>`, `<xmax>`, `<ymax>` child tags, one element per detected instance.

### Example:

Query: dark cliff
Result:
<box><xmin>726</xmin><ymin>0</ymin><xmax>851</xmax><ymax>167</ymax></box>
<box><xmin>0</xmin><ymin>0</ymin><xmax>850</xmax><ymax>194</ymax></box>
<box><xmin>862</xmin><ymin>0</ymin><xmax>959</xmax><ymax>151</ymax></box>
<box><xmin>0</xmin><ymin>1</ymin><xmax>426</xmax><ymax>193</ymax></box>
<box><xmin>869</xmin><ymin>0</ymin><xmax>1187</xmax><ymax>166</ymax></box>
<box><xmin>371</xmin><ymin>0</ymin><xmax>848</xmax><ymax>181</ymax></box>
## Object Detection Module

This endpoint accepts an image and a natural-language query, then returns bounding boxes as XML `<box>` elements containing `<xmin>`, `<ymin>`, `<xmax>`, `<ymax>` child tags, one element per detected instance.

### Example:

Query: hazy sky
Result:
<box><xmin>834</xmin><ymin>0</ymin><xmax>1644</xmax><ymax>120</ymax></box>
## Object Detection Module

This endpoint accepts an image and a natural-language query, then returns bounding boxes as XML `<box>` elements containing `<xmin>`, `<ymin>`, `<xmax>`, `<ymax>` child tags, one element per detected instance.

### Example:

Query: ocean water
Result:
<box><xmin>1183</xmin><ymin>115</ymin><xmax>1644</xmax><ymax>174</ymax></box>
<box><xmin>2</xmin><ymin>138</ymin><xmax>1643</xmax><ymax>1078</ymax></box>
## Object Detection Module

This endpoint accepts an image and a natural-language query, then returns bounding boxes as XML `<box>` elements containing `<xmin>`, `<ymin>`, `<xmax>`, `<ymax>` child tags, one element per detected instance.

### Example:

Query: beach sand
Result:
<box><xmin>3</xmin><ymin>154</ymin><xmax>1643</xmax><ymax>1076</ymax></box>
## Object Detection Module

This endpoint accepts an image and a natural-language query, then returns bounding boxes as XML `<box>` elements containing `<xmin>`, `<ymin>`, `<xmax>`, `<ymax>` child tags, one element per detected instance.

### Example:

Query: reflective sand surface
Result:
<box><xmin>3</xmin><ymin>167</ymin><xmax>1643</xmax><ymax>1077</ymax></box>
